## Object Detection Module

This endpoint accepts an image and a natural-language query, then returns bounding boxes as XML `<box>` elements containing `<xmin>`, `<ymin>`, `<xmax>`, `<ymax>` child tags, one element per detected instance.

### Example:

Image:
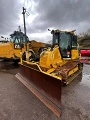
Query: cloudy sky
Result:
<box><xmin>0</xmin><ymin>0</ymin><xmax>90</xmax><ymax>42</ymax></box>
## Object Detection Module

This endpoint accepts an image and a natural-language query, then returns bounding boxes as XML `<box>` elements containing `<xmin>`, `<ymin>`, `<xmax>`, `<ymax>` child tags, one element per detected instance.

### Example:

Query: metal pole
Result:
<box><xmin>22</xmin><ymin>7</ymin><xmax>27</xmax><ymax>50</ymax></box>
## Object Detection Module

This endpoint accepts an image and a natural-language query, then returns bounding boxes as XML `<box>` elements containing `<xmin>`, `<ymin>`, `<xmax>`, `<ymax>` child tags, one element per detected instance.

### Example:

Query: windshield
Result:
<box><xmin>59</xmin><ymin>33</ymin><xmax>71</xmax><ymax>49</ymax></box>
<box><xmin>10</xmin><ymin>34</ymin><xmax>27</xmax><ymax>44</ymax></box>
<box><xmin>72</xmin><ymin>36</ymin><xmax>77</xmax><ymax>49</ymax></box>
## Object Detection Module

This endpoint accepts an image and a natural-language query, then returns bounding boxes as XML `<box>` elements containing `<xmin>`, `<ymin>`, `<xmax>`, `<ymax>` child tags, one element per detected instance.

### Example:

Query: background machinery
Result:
<box><xmin>16</xmin><ymin>29</ymin><xmax>83</xmax><ymax>117</ymax></box>
<box><xmin>80</xmin><ymin>49</ymin><xmax>90</xmax><ymax>63</ymax></box>
<box><xmin>0</xmin><ymin>30</ymin><xmax>47</xmax><ymax>63</ymax></box>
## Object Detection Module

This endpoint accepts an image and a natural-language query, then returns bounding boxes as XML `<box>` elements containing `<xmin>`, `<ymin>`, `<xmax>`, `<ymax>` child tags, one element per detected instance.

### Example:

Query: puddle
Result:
<box><xmin>80</xmin><ymin>64</ymin><xmax>90</xmax><ymax>88</ymax></box>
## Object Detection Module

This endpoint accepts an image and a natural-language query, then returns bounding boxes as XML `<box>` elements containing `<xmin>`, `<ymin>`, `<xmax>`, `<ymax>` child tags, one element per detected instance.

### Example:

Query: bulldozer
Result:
<box><xmin>0</xmin><ymin>30</ymin><xmax>47</xmax><ymax>63</ymax></box>
<box><xmin>16</xmin><ymin>29</ymin><xmax>83</xmax><ymax>117</ymax></box>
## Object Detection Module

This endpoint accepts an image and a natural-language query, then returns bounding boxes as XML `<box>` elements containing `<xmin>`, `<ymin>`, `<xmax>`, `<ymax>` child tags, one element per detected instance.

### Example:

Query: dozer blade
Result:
<box><xmin>16</xmin><ymin>61</ymin><xmax>62</xmax><ymax>117</ymax></box>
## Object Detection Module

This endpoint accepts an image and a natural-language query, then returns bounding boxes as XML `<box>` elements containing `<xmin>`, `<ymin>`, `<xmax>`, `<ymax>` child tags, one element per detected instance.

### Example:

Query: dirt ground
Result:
<box><xmin>0</xmin><ymin>60</ymin><xmax>90</xmax><ymax>120</ymax></box>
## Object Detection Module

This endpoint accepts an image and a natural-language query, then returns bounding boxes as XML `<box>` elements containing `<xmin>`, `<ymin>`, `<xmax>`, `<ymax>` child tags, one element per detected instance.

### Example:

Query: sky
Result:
<box><xmin>0</xmin><ymin>0</ymin><xmax>90</xmax><ymax>42</ymax></box>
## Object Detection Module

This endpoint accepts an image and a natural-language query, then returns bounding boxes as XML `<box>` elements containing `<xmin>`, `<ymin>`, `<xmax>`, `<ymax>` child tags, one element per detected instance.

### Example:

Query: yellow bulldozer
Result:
<box><xmin>0</xmin><ymin>30</ymin><xmax>48</xmax><ymax>63</ymax></box>
<box><xmin>16</xmin><ymin>29</ymin><xmax>83</xmax><ymax>117</ymax></box>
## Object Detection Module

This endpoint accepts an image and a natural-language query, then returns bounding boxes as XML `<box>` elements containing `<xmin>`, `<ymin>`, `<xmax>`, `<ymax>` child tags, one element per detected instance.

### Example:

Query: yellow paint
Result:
<box><xmin>39</xmin><ymin>45</ymin><xmax>63</xmax><ymax>69</ymax></box>
<box><xmin>71</xmin><ymin>50</ymin><xmax>79</xmax><ymax>59</ymax></box>
<box><xmin>68</xmin><ymin>66</ymin><xmax>79</xmax><ymax>77</ymax></box>
<box><xmin>0</xmin><ymin>42</ymin><xmax>25</xmax><ymax>59</ymax></box>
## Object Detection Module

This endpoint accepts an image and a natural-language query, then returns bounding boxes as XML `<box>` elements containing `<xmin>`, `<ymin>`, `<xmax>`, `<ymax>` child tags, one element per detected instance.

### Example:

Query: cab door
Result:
<box><xmin>59</xmin><ymin>33</ymin><xmax>72</xmax><ymax>59</ymax></box>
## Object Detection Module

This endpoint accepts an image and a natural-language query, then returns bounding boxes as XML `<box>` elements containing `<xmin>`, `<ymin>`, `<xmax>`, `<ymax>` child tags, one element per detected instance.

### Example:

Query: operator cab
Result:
<box><xmin>10</xmin><ymin>31</ymin><xmax>29</xmax><ymax>49</ymax></box>
<box><xmin>51</xmin><ymin>29</ymin><xmax>77</xmax><ymax>59</ymax></box>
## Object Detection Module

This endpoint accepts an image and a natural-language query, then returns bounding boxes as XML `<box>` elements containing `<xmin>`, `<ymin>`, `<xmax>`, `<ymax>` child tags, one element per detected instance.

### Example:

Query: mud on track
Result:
<box><xmin>0</xmin><ymin>60</ymin><xmax>90</xmax><ymax>120</ymax></box>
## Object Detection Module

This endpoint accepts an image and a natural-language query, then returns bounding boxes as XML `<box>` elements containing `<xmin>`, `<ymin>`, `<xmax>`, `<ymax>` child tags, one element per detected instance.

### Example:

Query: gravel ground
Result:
<box><xmin>0</xmin><ymin>60</ymin><xmax>90</xmax><ymax>120</ymax></box>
